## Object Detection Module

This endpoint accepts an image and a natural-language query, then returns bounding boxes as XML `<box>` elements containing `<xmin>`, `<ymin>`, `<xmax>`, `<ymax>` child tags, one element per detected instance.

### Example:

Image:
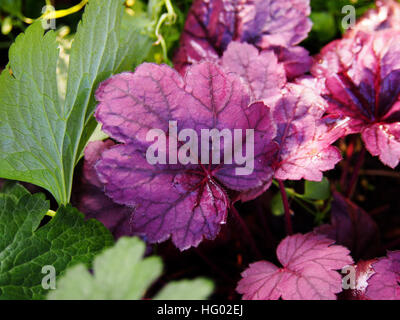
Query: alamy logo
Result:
<box><xmin>41</xmin><ymin>5</ymin><xmax>56</xmax><ymax>30</ymax></box>
<box><xmin>146</xmin><ymin>121</ymin><xmax>255</xmax><ymax>176</ymax></box>
<box><xmin>342</xmin><ymin>5</ymin><xmax>356</xmax><ymax>30</ymax></box>
<box><xmin>41</xmin><ymin>265</ymin><xmax>56</xmax><ymax>290</ymax></box>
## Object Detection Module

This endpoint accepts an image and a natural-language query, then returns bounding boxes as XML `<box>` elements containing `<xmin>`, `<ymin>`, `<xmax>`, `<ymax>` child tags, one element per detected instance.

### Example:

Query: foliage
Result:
<box><xmin>48</xmin><ymin>237</ymin><xmax>214</xmax><ymax>300</ymax></box>
<box><xmin>0</xmin><ymin>183</ymin><xmax>113</xmax><ymax>300</ymax></box>
<box><xmin>0</xmin><ymin>0</ymin><xmax>399</xmax><ymax>301</ymax></box>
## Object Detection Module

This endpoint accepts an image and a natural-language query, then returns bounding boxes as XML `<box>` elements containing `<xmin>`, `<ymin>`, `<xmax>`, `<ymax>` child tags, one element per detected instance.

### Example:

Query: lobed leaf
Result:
<box><xmin>47</xmin><ymin>237</ymin><xmax>214</xmax><ymax>300</ymax></box>
<box><xmin>237</xmin><ymin>232</ymin><xmax>354</xmax><ymax>300</ymax></box>
<box><xmin>366</xmin><ymin>251</ymin><xmax>400</xmax><ymax>300</ymax></box>
<box><xmin>0</xmin><ymin>185</ymin><xmax>113</xmax><ymax>300</ymax></box>
<box><xmin>315</xmin><ymin>192</ymin><xmax>380</xmax><ymax>260</ymax></box>
<box><xmin>94</xmin><ymin>62</ymin><xmax>276</xmax><ymax>250</ymax></box>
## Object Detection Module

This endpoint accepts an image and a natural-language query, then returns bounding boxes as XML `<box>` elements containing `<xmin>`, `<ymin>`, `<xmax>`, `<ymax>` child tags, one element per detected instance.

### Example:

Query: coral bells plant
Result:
<box><xmin>0</xmin><ymin>0</ymin><xmax>399</xmax><ymax>302</ymax></box>
<box><xmin>94</xmin><ymin>62</ymin><xmax>277</xmax><ymax>250</ymax></box>
<box><xmin>312</xmin><ymin>30</ymin><xmax>400</xmax><ymax>168</ymax></box>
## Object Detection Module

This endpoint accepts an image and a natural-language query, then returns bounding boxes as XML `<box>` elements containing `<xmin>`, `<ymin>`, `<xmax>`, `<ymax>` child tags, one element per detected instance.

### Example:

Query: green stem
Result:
<box><xmin>153</xmin><ymin>0</ymin><xmax>177</xmax><ymax>64</ymax></box>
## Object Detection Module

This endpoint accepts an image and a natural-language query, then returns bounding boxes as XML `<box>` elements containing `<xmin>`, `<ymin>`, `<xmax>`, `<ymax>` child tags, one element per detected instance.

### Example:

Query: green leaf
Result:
<box><xmin>310</xmin><ymin>12</ymin><xmax>336</xmax><ymax>43</ymax></box>
<box><xmin>0</xmin><ymin>185</ymin><xmax>113</xmax><ymax>300</ymax></box>
<box><xmin>0</xmin><ymin>0</ymin><xmax>22</xmax><ymax>16</ymax></box>
<box><xmin>0</xmin><ymin>0</ymin><xmax>155</xmax><ymax>205</ymax></box>
<box><xmin>153</xmin><ymin>278</ymin><xmax>214</xmax><ymax>300</ymax></box>
<box><xmin>304</xmin><ymin>177</ymin><xmax>331</xmax><ymax>201</ymax></box>
<box><xmin>114</xmin><ymin>9</ymin><xmax>155</xmax><ymax>73</ymax></box>
<box><xmin>48</xmin><ymin>237</ymin><xmax>214</xmax><ymax>300</ymax></box>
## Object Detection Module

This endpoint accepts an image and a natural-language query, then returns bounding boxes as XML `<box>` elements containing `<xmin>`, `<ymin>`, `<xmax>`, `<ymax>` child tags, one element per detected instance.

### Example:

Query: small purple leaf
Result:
<box><xmin>269</xmin><ymin>45</ymin><xmax>313</xmax><ymax>80</ymax></box>
<box><xmin>237</xmin><ymin>233</ymin><xmax>354</xmax><ymax>300</ymax></box>
<box><xmin>315</xmin><ymin>192</ymin><xmax>380</xmax><ymax>260</ymax></box>
<box><xmin>366</xmin><ymin>251</ymin><xmax>400</xmax><ymax>300</ymax></box>
<box><xmin>221</xmin><ymin>42</ymin><xmax>286</xmax><ymax>104</ymax></box>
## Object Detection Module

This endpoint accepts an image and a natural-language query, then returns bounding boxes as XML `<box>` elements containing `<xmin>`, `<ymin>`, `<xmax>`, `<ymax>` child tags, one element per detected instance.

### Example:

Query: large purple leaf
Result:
<box><xmin>221</xmin><ymin>42</ymin><xmax>286</xmax><ymax>104</ymax></box>
<box><xmin>315</xmin><ymin>192</ymin><xmax>380</xmax><ymax>260</ymax></box>
<box><xmin>270</xmin><ymin>84</ymin><xmax>343</xmax><ymax>181</ymax></box>
<box><xmin>366</xmin><ymin>251</ymin><xmax>400</xmax><ymax>300</ymax></box>
<box><xmin>94</xmin><ymin>62</ymin><xmax>276</xmax><ymax>250</ymax></box>
<box><xmin>73</xmin><ymin>140</ymin><xmax>134</xmax><ymax>239</ymax></box>
<box><xmin>174</xmin><ymin>0</ymin><xmax>312</xmax><ymax>74</ymax></box>
<box><xmin>346</xmin><ymin>0</ymin><xmax>400</xmax><ymax>38</ymax></box>
<box><xmin>312</xmin><ymin>30</ymin><xmax>400</xmax><ymax>168</ymax></box>
<box><xmin>236</xmin><ymin>233</ymin><xmax>354</xmax><ymax>300</ymax></box>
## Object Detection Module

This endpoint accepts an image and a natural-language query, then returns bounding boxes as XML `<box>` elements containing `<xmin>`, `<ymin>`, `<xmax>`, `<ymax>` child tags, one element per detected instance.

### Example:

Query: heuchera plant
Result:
<box><xmin>0</xmin><ymin>0</ymin><xmax>400</xmax><ymax>301</ymax></box>
<box><xmin>312</xmin><ymin>30</ymin><xmax>400</xmax><ymax>168</ymax></box>
<box><xmin>94</xmin><ymin>62</ymin><xmax>277</xmax><ymax>250</ymax></box>
<box><xmin>173</xmin><ymin>0</ymin><xmax>312</xmax><ymax>77</ymax></box>
<box><xmin>88</xmin><ymin>0</ymin><xmax>399</xmax><ymax>299</ymax></box>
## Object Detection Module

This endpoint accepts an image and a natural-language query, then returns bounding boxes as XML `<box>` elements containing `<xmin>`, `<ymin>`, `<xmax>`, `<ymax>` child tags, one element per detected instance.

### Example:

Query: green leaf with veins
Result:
<box><xmin>47</xmin><ymin>237</ymin><xmax>214</xmax><ymax>300</ymax></box>
<box><xmin>0</xmin><ymin>184</ymin><xmax>113</xmax><ymax>300</ymax></box>
<box><xmin>0</xmin><ymin>0</ymin><xmax>156</xmax><ymax>205</ymax></box>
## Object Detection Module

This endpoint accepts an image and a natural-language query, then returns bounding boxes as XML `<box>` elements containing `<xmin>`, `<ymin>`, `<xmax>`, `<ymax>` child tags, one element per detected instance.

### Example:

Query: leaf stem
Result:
<box><xmin>346</xmin><ymin>145</ymin><xmax>366</xmax><ymax>198</ymax></box>
<box><xmin>153</xmin><ymin>0</ymin><xmax>177</xmax><ymax>64</ymax></box>
<box><xmin>278</xmin><ymin>179</ymin><xmax>293</xmax><ymax>235</ymax></box>
<box><xmin>230</xmin><ymin>205</ymin><xmax>262</xmax><ymax>259</ymax></box>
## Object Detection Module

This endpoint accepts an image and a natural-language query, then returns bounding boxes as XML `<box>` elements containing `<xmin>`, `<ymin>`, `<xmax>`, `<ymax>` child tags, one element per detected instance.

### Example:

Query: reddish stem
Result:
<box><xmin>278</xmin><ymin>179</ymin><xmax>293</xmax><ymax>235</ymax></box>
<box><xmin>230</xmin><ymin>205</ymin><xmax>262</xmax><ymax>259</ymax></box>
<box><xmin>346</xmin><ymin>146</ymin><xmax>366</xmax><ymax>198</ymax></box>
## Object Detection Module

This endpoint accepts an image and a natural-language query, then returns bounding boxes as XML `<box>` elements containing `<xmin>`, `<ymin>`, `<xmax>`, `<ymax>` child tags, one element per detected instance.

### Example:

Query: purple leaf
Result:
<box><xmin>94</xmin><ymin>62</ymin><xmax>276</xmax><ymax>250</ymax></box>
<box><xmin>238</xmin><ymin>0</ymin><xmax>312</xmax><ymax>48</ymax></box>
<box><xmin>315</xmin><ymin>192</ymin><xmax>380</xmax><ymax>260</ymax></box>
<box><xmin>236</xmin><ymin>233</ymin><xmax>354</xmax><ymax>300</ymax></box>
<box><xmin>269</xmin><ymin>45</ymin><xmax>313</xmax><ymax>80</ymax></box>
<box><xmin>74</xmin><ymin>140</ymin><xmax>134</xmax><ymax>239</ymax></box>
<box><xmin>366</xmin><ymin>251</ymin><xmax>400</xmax><ymax>300</ymax></box>
<box><xmin>312</xmin><ymin>30</ymin><xmax>400</xmax><ymax>168</ymax></box>
<box><xmin>271</xmin><ymin>84</ymin><xmax>342</xmax><ymax>181</ymax></box>
<box><xmin>345</xmin><ymin>0</ymin><xmax>400</xmax><ymax>38</ymax></box>
<box><xmin>174</xmin><ymin>0</ymin><xmax>312</xmax><ymax>74</ymax></box>
<box><xmin>221</xmin><ymin>42</ymin><xmax>286</xmax><ymax>104</ymax></box>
